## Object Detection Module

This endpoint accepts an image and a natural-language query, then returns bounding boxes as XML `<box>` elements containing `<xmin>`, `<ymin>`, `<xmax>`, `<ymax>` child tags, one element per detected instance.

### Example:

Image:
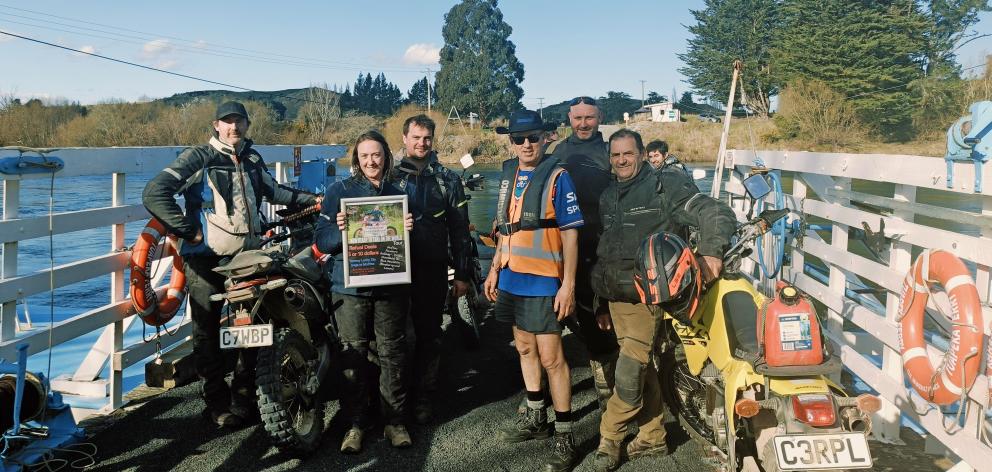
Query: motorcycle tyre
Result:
<box><xmin>658</xmin><ymin>342</ymin><xmax>717</xmax><ymax>446</ymax></box>
<box><xmin>256</xmin><ymin>328</ymin><xmax>325</xmax><ymax>455</ymax></box>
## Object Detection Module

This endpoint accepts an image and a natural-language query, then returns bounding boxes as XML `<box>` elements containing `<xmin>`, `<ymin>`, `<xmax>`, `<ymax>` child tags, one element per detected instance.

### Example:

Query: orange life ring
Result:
<box><xmin>899</xmin><ymin>249</ymin><xmax>983</xmax><ymax>405</ymax></box>
<box><xmin>129</xmin><ymin>218</ymin><xmax>186</xmax><ymax>326</ymax></box>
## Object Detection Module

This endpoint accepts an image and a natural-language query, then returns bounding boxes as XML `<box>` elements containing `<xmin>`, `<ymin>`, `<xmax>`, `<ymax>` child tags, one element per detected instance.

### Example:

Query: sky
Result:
<box><xmin>0</xmin><ymin>1</ymin><xmax>990</xmax><ymax>109</ymax></box>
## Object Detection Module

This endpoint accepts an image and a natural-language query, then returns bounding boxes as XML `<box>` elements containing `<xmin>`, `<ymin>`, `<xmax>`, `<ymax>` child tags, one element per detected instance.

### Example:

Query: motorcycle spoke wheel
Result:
<box><xmin>256</xmin><ymin>328</ymin><xmax>325</xmax><ymax>455</ymax></box>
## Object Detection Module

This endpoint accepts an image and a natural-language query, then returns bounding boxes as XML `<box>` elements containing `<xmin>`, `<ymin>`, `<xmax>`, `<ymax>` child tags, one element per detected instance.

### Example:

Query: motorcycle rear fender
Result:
<box><xmin>261</xmin><ymin>290</ymin><xmax>314</xmax><ymax>342</ymax></box>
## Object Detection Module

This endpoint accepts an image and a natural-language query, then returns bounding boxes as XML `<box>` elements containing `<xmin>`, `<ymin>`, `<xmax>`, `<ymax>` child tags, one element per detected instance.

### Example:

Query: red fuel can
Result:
<box><xmin>760</xmin><ymin>283</ymin><xmax>824</xmax><ymax>367</ymax></box>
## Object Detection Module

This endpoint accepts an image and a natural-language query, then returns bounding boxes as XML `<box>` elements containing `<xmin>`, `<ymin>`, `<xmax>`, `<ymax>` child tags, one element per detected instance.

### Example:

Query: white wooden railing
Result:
<box><xmin>722</xmin><ymin>149</ymin><xmax>992</xmax><ymax>471</ymax></box>
<box><xmin>0</xmin><ymin>145</ymin><xmax>345</xmax><ymax>412</ymax></box>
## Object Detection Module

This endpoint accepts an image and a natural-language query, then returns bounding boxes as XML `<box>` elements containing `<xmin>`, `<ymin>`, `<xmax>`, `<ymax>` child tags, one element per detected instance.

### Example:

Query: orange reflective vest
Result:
<box><xmin>495</xmin><ymin>158</ymin><xmax>566</xmax><ymax>278</ymax></box>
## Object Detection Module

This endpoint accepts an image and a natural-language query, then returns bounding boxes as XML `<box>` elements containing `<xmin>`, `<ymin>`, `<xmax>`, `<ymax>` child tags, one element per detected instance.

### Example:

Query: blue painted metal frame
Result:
<box><xmin>945</xmin><ymin>101</ymin><xmax>992</xmax><ymax>193</ymax></box>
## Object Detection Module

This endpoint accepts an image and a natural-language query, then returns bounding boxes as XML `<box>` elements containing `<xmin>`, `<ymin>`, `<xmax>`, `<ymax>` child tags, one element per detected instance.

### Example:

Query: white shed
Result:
<box><xmin>643</xmin><ymin>102</ymin><xmax>680</xmax><ymax>123</ymax></box>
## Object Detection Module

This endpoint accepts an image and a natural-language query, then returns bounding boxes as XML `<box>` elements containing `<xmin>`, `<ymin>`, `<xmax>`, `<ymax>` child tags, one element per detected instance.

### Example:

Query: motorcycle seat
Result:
<box><xmin>285</xmin><ymin>248</ymin><xmax>323</xmax><ymax>284</ymax></box>
<box><xmin>721</xmin><ymin>290</ymin><xmax>761</xmax><ymax>360</ymax></box>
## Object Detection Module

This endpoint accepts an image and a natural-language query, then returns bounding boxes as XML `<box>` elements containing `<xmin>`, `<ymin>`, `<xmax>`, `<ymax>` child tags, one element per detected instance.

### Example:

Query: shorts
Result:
<box><xmin>494</xmin><ymin>291</ymin><xmax>561</xmax><ymax>334</ymax></box>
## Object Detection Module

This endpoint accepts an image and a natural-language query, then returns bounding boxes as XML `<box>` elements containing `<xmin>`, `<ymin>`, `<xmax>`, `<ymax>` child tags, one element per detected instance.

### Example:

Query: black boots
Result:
<box><xmin>498</xmin><ymin>405</ymin><xmax>551</xmax><ymax>443</ymax></box>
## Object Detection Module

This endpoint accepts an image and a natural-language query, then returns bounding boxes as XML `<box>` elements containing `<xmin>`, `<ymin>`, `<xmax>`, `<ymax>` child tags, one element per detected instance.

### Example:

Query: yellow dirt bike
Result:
<box><xmin>656</xmin><ymin>208</ymin><xmax>881</xmax><ymax>472</ymax></box>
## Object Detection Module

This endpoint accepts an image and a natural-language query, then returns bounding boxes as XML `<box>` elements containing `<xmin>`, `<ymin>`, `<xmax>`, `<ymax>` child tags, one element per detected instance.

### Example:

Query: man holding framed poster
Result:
<box><xmin>341</xmin><ymin>195</ymin><xmax>411</xmax><ymax>287</ymax></box>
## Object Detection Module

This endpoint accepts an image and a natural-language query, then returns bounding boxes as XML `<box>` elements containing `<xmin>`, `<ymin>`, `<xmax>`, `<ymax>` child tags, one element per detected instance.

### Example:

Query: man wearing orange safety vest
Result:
<box><xmin>484</xmin><ymin>110</ymin><xmax>583</xmax><ymax>472</ymax></box>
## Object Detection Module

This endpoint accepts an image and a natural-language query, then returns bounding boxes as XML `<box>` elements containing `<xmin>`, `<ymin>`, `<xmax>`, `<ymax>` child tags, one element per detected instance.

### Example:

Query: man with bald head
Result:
<box><xmin>548</xmin><ymin>96</ymin><xmax>619</xmax><ymax>414</ymax></box>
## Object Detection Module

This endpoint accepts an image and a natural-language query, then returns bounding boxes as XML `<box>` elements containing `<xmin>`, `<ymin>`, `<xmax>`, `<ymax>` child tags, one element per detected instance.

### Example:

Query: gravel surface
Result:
<box><xmin>82</xmin><ymin>312</ymin><xmax>720</xmax><ymax>472</ymax></box>
<box><xmin>82</xmin><ymin>312</ymin><xmax>944</xmax><ymax>472</ymax></box>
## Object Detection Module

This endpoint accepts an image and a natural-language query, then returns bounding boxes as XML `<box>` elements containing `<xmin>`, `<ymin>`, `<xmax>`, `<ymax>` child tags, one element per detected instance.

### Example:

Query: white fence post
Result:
<box><xmin>1</xmin><ymin>178</ymin><xmax>19</xmax><ymax>342</ymax></box>
<box><xmin>826</xmin><ymin>177</ymin><xmax>850</xmax><ymax>385</ymax></box>
<box><xmin>110</xmin><ymin>173</ymin><xmax>126</xmax><ymax>409</ymax></box>
<box><xmin>875</xmin><ymin>184</ymin><xmax>916</xmax><ymax>444</ymax></box>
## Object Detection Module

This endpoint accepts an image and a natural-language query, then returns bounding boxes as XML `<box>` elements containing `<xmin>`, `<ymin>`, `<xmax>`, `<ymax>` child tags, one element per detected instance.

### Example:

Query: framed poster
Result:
<box><xmin>341</xmin><ymin>194</ymin><xmax>411</xmax><ymax>288</ymax></box>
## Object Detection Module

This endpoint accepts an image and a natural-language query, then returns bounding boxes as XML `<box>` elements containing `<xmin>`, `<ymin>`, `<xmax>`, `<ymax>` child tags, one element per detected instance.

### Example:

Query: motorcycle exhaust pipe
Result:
<box><xmin>283</xmin><ymin>283</ymin><xmax>307</xmax><ymax>309</ymax></box>
<box><xmin>841</xmin><ymin>407</ymin><xmax>868</xmax><ymax>433</ymax></box>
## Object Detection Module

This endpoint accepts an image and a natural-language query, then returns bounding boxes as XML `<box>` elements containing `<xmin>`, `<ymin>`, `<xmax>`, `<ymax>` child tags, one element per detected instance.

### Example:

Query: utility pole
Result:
<box><xmin>640</xmin><ymin>80</ymin><xmax>646</xmax><ymax>106</ymax></box>
<box><xmin>536</xmin><ymin>97</ymin><xmax>545</xmax><ymax>119</ymax></box>
<box><xmin>424</xmin><ymin>68</ymin><xmax>433</xmax><ymax>114</ymax></box>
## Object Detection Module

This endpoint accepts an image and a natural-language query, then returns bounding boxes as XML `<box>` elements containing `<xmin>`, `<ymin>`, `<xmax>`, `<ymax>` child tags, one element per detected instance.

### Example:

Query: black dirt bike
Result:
<box><xmin>210</xmin><ymin>202</ymin><xmax>336</xmax><ymax>455</ymax></box>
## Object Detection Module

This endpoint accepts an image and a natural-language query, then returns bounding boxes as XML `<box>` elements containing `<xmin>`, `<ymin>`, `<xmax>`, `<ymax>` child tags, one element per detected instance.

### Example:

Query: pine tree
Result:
<box><xmin>678</xmin><ymin>0</ymin><xmax>780</xmax><ymax>116</ymax></box>
<box><xmin>408</xmin><ymin>77</ymin><xmax>437</xmax><ymax>108</ymax></box>
<box><xmin>773</xmin><ymin>0</ymin><xmax>927</xmax><ymax>140</ymax></box>
<box><xmin>436</xmin><ymin>0</ymin><xmax>524</xmax><ymax>124</ymax></box>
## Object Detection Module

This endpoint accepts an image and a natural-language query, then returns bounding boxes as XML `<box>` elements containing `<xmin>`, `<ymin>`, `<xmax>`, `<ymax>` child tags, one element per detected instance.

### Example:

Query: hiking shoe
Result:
<box><xmin>203</xmin><ymin>408</ymin><xmax>244</xmax><ymax>429</ymax></box>
<box><xmin>414</xmin><ymin>398</ymin><xmax>433</xmax><ymax>424</ymax></box>
<box><xmin>498</xmin><ymin>406</ymin><xmax>550</xmax><ymax>443</ymax></box>
<box><xmin>384</xmin><ymin>424</ymin><xmax>412</xmax><ymax>448</ymax></box>
<box><xmin>626</xmin><ymin>437</ymin><xmax>668</xmax><ymax>459</ymax></box>
<box><xmin>340</xmin><ymin>426</ymin><xmax>364</xmax><ymax>454</ymax></box>
<box><xmin>592</xmin><ymin>438</ymin><xmax>622</xmax><ymax>471</ymax></box>
<box><xmin>543</xmin><ymin>432</ymin><xmax>578</xmax><ymax>472</ymax></box>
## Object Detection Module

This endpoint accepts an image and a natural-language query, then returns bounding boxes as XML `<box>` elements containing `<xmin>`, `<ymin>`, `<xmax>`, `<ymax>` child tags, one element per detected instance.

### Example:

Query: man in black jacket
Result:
<box><xmin>548</xmin><ymin>96</ymin><xmax>619</xmax><ymax>413</ymax></box>
<box><xmin>393</xmin><ymin>114</ymin><xmax>473</xmax><ymax>423</ymax></box>
<box><xmin>142</xmin><ymin>101</ymin><xmax>317</xmax><ymax>428</ymax></box>
<box><xmin>589</xmin><ymin>129</ymin><xmax>736</xmax><ymax>470</ymax></box>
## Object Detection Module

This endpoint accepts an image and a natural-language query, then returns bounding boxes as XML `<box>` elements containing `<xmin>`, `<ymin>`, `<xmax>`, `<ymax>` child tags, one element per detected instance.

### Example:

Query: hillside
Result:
<box><xmin>158</xmin><ymin>88</ymin><xmax>318</xmax><ymax>121</ymax></box>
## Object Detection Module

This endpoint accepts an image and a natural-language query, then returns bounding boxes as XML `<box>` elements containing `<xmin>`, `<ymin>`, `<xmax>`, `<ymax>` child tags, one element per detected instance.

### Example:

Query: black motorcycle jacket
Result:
<box><xmin>142</xmin><ymin>136</ymin><xmax>316</xmax><ymax>257</ymax></box>
<box><xmin>393</xmin><ymin>151</ymin><xmax>472</xmax><ymax>281</ymax></box>
<box><xmin>591</xmin><ymin>164</ymin><xmax>737</xmax><ymax>303</ymax></box>
<box><xmin>314</xmin><ymin>175</ymin><xmax>410</xmax><ymax>297</ymax></box>
<box><xmin>550</xmin><ymin>131</ymin><xmax>612</xmax><ymax>257</ymax></box>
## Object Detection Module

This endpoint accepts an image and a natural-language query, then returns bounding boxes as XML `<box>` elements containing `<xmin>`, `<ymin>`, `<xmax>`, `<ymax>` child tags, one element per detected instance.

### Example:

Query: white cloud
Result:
<box><xmin>141</xmin><ymin>39</ymin><xmax>174</xmax><ymax>58</ymax></box>
<box><xmin>139</xmin><ymin>39</ymin><xmax>180</xmax><ymax>69</ymax></box>
<box><xmin>79</xmin><ymin>45</ymin><xmax>96</xmax><ymax>54</ymax></box>
<box><xmin>192</xmin><ymin>40</ymin><xmax>208</xmax><ymax>49</ymax></box>
<box><xmin>403</xmin><ymin>43</ymin><xmax>440</xmax><ymax>65</ymax></box>
<box><xmin>154</xmin><ymin>59</ymin><xmax>179</xmax><ymax>70</ymax></box>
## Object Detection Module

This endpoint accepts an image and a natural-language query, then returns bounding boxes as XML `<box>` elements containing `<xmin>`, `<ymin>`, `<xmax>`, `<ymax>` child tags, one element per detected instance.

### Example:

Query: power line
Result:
<box><xmin>0</xmin><ymin>15</ymin><xmax>421</xmax><ymax>73</ymax></box>
<box><xmin>0</xmin><ymin>29</ymin><xmax>326</xmax><ymax>106</ymax></box>
<box><xmin>0</xmin><ymin>3</ymin><xmax>422</xmax><ymax>73</ymax></box>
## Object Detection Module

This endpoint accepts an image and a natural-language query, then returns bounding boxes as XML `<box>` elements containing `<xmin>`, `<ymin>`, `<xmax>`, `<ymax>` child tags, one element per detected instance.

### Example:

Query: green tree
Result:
<box><xmin>407</xmin><ymin>77</ymin><xmax>437</xmax><ymax>108</ymax></box>
<box><xmin>437</xmin><ymin>0</ymin><xmax>524</xmax><ymax>124</ymax></box>
<box><xmin>919</xmin><ymin>0</ymin><xmax>991</xmax><ymax>74</ymax></box>
<box><xmin>678</xmin><ymin>0</ymin><xmax>780</xmax><ymax>116</ymax></box>
<box><xmin>646</xmin><ymin>91</ymin><xmax>667</xmax><ymax>103</ymax></box>
<box><xmin>773</xmin><ymin>0</ymin><xmax>928</xmax><ymax>140</ymax></box>
<box><xmin>909</xmin><ymin>1</ymin><xmax>991</xmax><ymax>133</ymax></box>
<box><xmin>596</xmin><ymin>91</ymin><xmax>642</xmax><ymax>124</ymax></box>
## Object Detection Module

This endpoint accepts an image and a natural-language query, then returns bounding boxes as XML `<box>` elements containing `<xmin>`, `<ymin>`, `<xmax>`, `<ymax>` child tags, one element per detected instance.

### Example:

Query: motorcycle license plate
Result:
<box><xmin>219</xmin><ymin>324</ymin><xmax>273</xmax><ymax>349</ymax></box>
<box><xmin>773</xmin><ymin>432</ymin><xmax>872</xmax><ymax>470</ymax></box>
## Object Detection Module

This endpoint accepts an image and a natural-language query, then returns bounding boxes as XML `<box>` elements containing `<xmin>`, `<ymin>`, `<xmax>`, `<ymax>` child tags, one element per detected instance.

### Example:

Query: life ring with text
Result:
<box><xmin>130</xmin><ymin>218</ymin><xmax>186</xmax><ymax>326</ymax></box>
<box><xmin>899</xmin><ymin>249</ymin><xmax>983</xmax><ymax>405</ymax></box>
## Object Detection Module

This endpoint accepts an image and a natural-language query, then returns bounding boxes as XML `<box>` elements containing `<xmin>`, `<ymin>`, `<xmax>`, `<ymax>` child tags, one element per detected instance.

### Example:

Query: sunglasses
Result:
<box><xmin>510</xmin><ymin>134</ymin><xmax>543</xmax><ymax>145</ymax></box>
<box><xmin>568</xmin><ymin>96</ymin><xmax>597</xmax><ymax>106</ymax></box>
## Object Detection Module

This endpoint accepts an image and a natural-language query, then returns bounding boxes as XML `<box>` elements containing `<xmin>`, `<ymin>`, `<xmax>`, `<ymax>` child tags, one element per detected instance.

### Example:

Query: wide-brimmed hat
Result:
<box><xmin>215</xmin><ymin>101</ymin><xmax>249</xmax><ymax>120</ymax></box>
<box><xmin>496</xmin><ymin>110</ymin><xmax>555</xmax><ymax>135</ymax></box>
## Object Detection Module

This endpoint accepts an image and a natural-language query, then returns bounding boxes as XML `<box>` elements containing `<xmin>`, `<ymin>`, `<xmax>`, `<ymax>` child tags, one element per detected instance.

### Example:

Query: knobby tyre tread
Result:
<box><xmin>256</xmin><ymin>328</ymin><xmax>324</xmax><ymax>455</ymax></box>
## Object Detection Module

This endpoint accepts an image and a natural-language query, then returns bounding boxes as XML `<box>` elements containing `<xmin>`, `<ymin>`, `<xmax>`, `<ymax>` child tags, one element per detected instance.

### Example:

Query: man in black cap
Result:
<box><xmin>483</xmin><ymin>110</ymin><xmax>583</xmax><ymax>472</ymax></box>
<box><xmin>142</xmin><ymin>101</ymin><xmax>317</xmax><ymax>428</ymax></box>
